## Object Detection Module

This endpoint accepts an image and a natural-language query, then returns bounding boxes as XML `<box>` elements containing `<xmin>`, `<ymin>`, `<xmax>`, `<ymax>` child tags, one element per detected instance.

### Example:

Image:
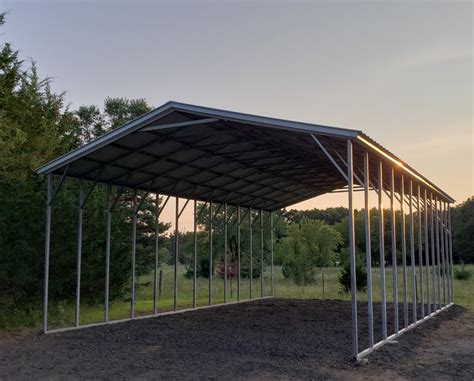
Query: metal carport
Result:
<box><xmin>37</xmin><ymin>101</ymin><xmax>455</xmax><ymax>360</ymax></box>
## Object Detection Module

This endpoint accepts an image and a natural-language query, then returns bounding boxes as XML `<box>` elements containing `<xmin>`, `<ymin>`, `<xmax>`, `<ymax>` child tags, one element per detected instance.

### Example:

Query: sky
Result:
<box><xmin>1</xmin><ymin>0</ymin><xmax>472</xmax><ymax>230</ymax></box>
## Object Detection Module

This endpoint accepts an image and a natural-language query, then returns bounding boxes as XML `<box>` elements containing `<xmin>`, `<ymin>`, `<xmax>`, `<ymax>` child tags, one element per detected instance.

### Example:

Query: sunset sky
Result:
<box><xmin>2</xmin><ymin>1</ymin><xmax>472</xmax><ymax>230</ymax></box>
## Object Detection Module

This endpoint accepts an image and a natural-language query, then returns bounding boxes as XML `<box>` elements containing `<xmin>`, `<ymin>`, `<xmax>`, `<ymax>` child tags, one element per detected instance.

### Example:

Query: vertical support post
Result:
<box><xmin>409</xmin><ymin>179</ymin><xmax>417</xmax><ymax>323</ymax></box>
<box><xmin>347</xmin><ymin>139</ymin><xmax>358</xmax><ymax>359</ymax></box>
<box><xmin>378</xmin><ymin>161</ymin><xmax>387</xmax><ymax>339</ymax></box>
<box><xmin>441</xmin><ymin>200</ymin><xmax>447</xmax><ymax>306</ymax></box>
<box><xmin>249</xmin><ymin>207</ymin><xmax>253</xmax><ymax>299</ymax></box>
<box><xmin>174</xmin><ymin>197</ymin><xmax>179</xmax><ymax>311</ymax></box>
<box><xmin>209</xmin><ymin>201</ymin><xmax>213</xmax><ymax>305</ymax></box>
<box><xmin>237</xmin><ymin>206</ymin><xmax>241</xmax><ymax>301</ymax></box>
<box><xmin>270</xmin><ymin>211</ymin><xmax>274</xmax><ymax>297</ymax></box>
<box><xmin>445</xmin><ymin>202</ymin><xmax>451</xmax><ymax>303</ymax></box>
<box><xmin>260</xmin><ymin>209</ymin><xmax>264</xmax><ymax>298</ymax></box>
<box><xmin>445</xmin><ymin>203</ymin><xmax>450</xmax><ymax>304</ymax></box>
<box><xmin>444</xmin><ymin>202</ymin><xmax>453</xmax><ymax>303</ymax></box>
<box><xmin>224</xmin><ymin>203</ymin><xmax>228</xmax><ymax>303</ymax></box>
<box><xmin>193</xmin><ymin>200</ymin><xmax>197</xmax><ymax>308</ymax></box>
<box><xmin>363</xmin><ymin>152</ymin><xmax>374</xmax><ymax>348</ymax></box>
<box><xmin>430</xmin><ymin>193</ymin><xmax>437</xmax><ymax>310</ymax></box>
<box><xmin>424</xmin><ymin>189</ymin><xmax>431</xmax><ymax>315</ymax></box>
<box><xmin>448</xmin><ymin>204</ymin><xmax>454</xmax><ymax>303</ymax></box>
<box><xmin>104</xmin><ymin>184</ymin><xmax>112</xmax><ymax>322</ymax></box>
<box><xmin>153</xmin><ymin>193</ymin><xmax>159</xmax><ymax>314</ymax></box>
<box><xmin>400</xmin><ymin>175</ymin><xmax>409</xmax><ymax>327</ymax></box>
<box><xmin>130</xmin><ymin>190</ymin><xmax>137</xmax><ymax>318</ymax></box>
<box><xmin>44</xmin><ymin>174</ymin><xmax>52</xmax><ymax>333</ymax></box>
<box><xmin>435</xmin><ymin>196</ymin><xmax>441</xmax><ymax>309</ymax></box>
<box><xmin>438</xmin><ymin>198</ymin><xmax>444</xmax><ymax>306</ymax></box>
<box><xmin>75</xmin><ymin>179</ymin><xmax>84</xmax><ymax>327</ymax></box>
<box><xmin>390</xmin><ymin>168</ymin><xmax>399</xmax><ymax>334</ymax></box>
<box><xmin>417</xmin><ymin>185</ymin><xmax>424</xmax><ymax>318</ymax></box>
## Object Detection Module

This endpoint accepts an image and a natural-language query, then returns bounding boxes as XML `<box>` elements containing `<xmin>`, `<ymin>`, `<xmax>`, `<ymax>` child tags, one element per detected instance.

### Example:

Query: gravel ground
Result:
<box><xmin>0</xmin><ymin>299</ymin><xmax>472</xmax><ymax>380</ymax></box>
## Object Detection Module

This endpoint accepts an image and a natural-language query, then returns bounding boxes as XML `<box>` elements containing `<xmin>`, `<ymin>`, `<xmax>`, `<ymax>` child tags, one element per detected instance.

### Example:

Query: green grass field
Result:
<box><xmin>42</xmin><ymin>263</ymin><xmax>474</xmax><ymax>330</ymax></box>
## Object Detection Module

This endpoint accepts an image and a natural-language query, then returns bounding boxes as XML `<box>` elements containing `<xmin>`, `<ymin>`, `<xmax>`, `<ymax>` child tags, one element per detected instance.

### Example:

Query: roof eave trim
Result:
<box><xmin>356</xmin><ymin>134</ymin><xmax>455</xmax><ymax>203</ymax></box>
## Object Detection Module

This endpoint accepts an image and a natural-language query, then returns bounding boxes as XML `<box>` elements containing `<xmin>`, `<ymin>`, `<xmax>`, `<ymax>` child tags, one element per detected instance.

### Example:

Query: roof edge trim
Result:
<box><xmin>356</xmin><ymin>135</ymin><xmax>455</xmax><ymax>202</ymax></box>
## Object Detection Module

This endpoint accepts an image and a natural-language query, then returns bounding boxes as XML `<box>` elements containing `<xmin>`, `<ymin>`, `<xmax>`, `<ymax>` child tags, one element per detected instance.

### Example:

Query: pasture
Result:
<box><xmin>40</xmin><ymin>263</ymin><xmax>474</xmax><ymax>330</ymax></box>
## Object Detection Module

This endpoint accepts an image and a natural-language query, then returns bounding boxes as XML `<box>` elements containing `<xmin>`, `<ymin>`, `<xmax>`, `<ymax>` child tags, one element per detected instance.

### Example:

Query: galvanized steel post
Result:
<box><xmin>417</xmin><ymin>185</ymin><xmax>424</xmax><ymax>318</ymax></box>
<box><xmin>390</xmin><ymin>168</ymin><xmax>399</xmax><ymax>334</ymax></box>
<box><xmin>423</xmin><ymin>189</ymin><xmax>431</xmax><ymax>315</ymax></box>
<box><xmin>224</xmin><ymin>203</ymin><xmax>228</xmax><ymax>303</ymax></box>
<box><xmin>153</xmin><ymin>193</ymin><xmax>159</xmax><ymax>314</ymax></box>
<box><xmin>75</xmin><ymin>179</ymin><xmax>84</xmax><ymax>327</ymax></box>
<box><xmin>444</xmin><ymin>202</ymin><xmax>451</xmax><ymax>303</ymax></box>
<box><xmin>104</xmin><ymin>184</ymin><xmax>112</xmax><ymax>322</ymax></box>
<box><xmin>43</xmin><ymin>174</ymin><xmax>52</xmax><ymax>333</ymax></box>
<box><xmin>430</xmin><ymin>193</ymin><xmax>437</xmax><ymax>310</ymax></box>
<box><xmin>347</xmin><ymin>140</ymin><xmax>358</xmax><ymax>359</ymax></box>
<box><xmin>364</xmin><ymin>152</ymin><xmax>374</xmax><ymax>348</ymax></box>
<box><xmin>249</xmin><ymin>207</ymin><xmax>253</xmax><ymax>299</ymax></box>
<box><xmin>378</xmin><ymin>161</ymin><xmax>387</xmax><ymax>339</ymax></box>
<box><xmin>237</xmin><ymin>206</ymin><xmax>241</xmax><ymax>301</ymax></box>
<box><xmin>409</xmin><ymin>180</ymin><xmax>417</xmax><ymax>323</ymax></box>
<box><xmin>270</xmin><ymin>211</ymin><xmax>274</xmax><ymax>297</ymax></box>
<box><xmin>130</xmin><ymin>190</ymin><xmax>137</xmax><ymax>318</ymax></box>
<box><xmin>440</xmin><ymin>198</ymin><xmax>446</xmax><ymax>306</ymax></box>
<box><xmin>174</xmin><ymin>197</ymin><xmax>179</xmax><ymax>311</ymax></box>
<box><xmin>193</xmin><ymin>200</ymin><xmax>197</xmax><ymax>308</ymax></box>
<box><xmin>209</xmin><ymin>201</ymin><xmax>213</xmax><ymax>305</ymax></box>
<box><xmin>448</xmin><ymin>204</ymin><xmax>454</xmax><ymax>303</ymax></box>
<box><xmin>435</xmin><ymin>196</ymin><xmax>441</xmax><ymax>309</ymax></box>
<box><xmin>443</xmin><ymin>202</ymin><xmax>450</xmax><ymax>304</ymax></box>
<box><xmin>400</xmin><ymin>175</ymin><xmax>409</xmax><ymax>327</ymax></box>
<box><xmin>260</xmin><ymin>209</ymin><xmax>264</xmax><ymax>298</ymax></box>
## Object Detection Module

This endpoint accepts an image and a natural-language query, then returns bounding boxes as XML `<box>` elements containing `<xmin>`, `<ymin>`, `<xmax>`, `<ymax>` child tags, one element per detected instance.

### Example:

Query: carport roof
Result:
<box><xmin>37</xmin><ymin>101</ymin><xmax>454</xmax><ymax>209</ymax></box>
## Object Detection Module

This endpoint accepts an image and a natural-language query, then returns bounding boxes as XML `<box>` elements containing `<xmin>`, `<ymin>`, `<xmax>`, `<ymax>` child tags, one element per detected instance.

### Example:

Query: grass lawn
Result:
<box><xmin>42</xmin><ymin>263</ymin><xmax>474</xmax><ymax>330</ymax></box>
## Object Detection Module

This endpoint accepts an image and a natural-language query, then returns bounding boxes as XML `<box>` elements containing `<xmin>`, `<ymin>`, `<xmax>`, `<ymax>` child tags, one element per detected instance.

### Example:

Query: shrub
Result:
<box><xmin>277</xmin><ymin>220</ymin><xmax>341</xmax><ymax>286</ymax></box>
<box><xmin>339</xmin><ymin>248</ymin><xmax>367</xmax><ymax>293</ymax></box>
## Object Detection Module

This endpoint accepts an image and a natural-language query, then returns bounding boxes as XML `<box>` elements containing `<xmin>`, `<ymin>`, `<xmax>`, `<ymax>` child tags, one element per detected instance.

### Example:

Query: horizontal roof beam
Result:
<box><xmin>140</xmin><ymin>117</ymin><xmax>218</xmax><ymax>132</ymax></box>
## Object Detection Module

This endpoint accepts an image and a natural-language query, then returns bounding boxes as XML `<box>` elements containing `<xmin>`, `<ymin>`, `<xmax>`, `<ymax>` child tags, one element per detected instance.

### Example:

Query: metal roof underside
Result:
<box><xmin>37</xmin><ymin>101</ymin><xmax>454</xmax><ymax>209</ymax></box>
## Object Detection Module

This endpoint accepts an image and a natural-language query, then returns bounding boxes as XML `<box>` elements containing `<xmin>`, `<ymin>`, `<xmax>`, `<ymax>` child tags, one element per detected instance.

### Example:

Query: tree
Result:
<box><xmin>0</xmin><ymin>13</ymin><xmax>170</xmax><ymax>319</ymax></box>
<box><xmin>452</xmin><ymin>197</ymin><xmax>474</xmax><ymax>263</ymax></box>
<box><xmin>72</xmin><ymin>97</ymin><xmax>152</xmax><ymax>144</ymax></box>
<box><xmin>276</xmin><ymin>219</ymin><xmax>341</xmax><ymax>286</ymax></box>
<box><xmin>0</xmin><ymin>13</ymin><xmax>78</xmax><ymax>311</ymax></box>
<box><xmin>284</xmin><ymin>207</ymin><xmax>348</xmax><ymax>225</ymax></box>
<box><xmin>300</xmin><ymin>219</ymin><xmax>342</xmax><ymax>297</ymax></box>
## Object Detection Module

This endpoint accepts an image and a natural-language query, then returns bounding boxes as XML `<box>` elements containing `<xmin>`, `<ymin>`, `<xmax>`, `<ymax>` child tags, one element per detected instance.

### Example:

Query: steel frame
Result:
<box><xmin>317</xmin><ymin>139</ymin><xmax>454</xmax><ymax>360</ymax></box>
<box><xmin>42</xmin><ymin>118</ymin><xmax>454</xmax><ymax>362</ymax></box>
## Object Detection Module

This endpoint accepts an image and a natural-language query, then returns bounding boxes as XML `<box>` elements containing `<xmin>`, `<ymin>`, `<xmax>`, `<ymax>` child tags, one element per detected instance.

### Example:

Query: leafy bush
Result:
<box><xmin>277</xmin><ymin>219</ymin><xmax>341</xmax><ymax>286</ymax></box>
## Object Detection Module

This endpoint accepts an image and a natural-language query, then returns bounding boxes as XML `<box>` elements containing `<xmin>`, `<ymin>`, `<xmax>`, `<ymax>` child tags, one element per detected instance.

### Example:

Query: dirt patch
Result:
<box><xmin>0</xmin><ymin>299</ymin><xmax>472</xmax><ymax>380</ymax></box>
